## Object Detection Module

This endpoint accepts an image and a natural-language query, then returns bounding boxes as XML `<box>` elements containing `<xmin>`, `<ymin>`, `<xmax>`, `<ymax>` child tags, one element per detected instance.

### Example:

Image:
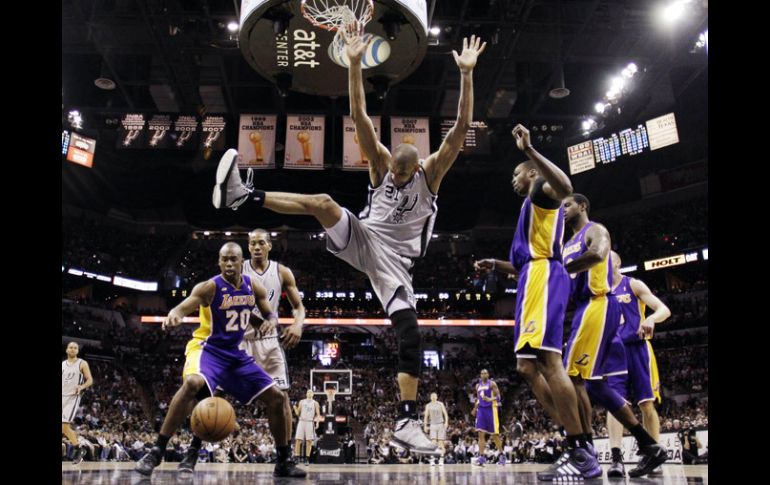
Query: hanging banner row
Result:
<box><xmin>115</xmin><ymin>113</ymin><xmax>480</xmax><ymax>171</ymax></box>
<box><xmin>238</xmin><ymin>114</ymin><xmax>428</xmax><ymax>171</ymax></box>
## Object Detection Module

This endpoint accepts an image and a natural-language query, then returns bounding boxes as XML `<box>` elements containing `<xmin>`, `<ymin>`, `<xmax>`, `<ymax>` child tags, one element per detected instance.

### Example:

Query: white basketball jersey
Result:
<box><xmin>426</xmin><ymin>401</ymin><xmax>445</xmax><ymax>424</ymax></box>
<box><xmin>62</xmin><ymin>359</ymin><xmax>84</xmax><ymax>396</ymax></box>
<box><xmin>242</xmin><ymin>260</ymin><xmax>283</xmax><ymax>340</ymax></box>
<box><xmin>299</xmin><ymin>399</ymin><xmax>316</xmax><ymax>421</ymax></box>
<box><xmin>359</xmin><ymin>165</ymin><xmax>438</xmax><ymax>258</ymax></box>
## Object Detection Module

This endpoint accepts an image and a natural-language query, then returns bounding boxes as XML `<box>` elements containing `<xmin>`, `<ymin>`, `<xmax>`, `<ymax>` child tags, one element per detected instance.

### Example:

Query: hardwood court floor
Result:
<box><xmin>62</xmin><ymin>462</ymin><xmax>708</xmax><ymax>484</ymax></box>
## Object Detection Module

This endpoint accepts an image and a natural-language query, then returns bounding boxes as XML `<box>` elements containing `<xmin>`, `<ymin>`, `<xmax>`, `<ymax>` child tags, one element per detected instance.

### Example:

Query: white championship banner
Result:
<box><xmin>285</xmin><ymin>114</ymin><xmax>325</xmax><ymax>170</ymax></box>
<box><xmin>390</xmin><ymin>116</ymin><xmax>430</xmax><ymax>160</ymax></box>
<box><xmin>343</xmin><ymin>115</ymin><xmax>381</xmax><ymax>171</ymax></box>
<box><xmin>237</xmin><ymin>114</ymin><xmax>277</xmax><ymax>169</ymax></box>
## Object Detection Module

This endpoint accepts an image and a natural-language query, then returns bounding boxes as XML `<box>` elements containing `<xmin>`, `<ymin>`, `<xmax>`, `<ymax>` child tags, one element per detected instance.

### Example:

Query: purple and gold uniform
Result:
<box><xmin>475</xmin><ymin>380</ymin><xmax>500</xmax><ymax>434</ymax></box>
<box><xmin>182</xmin><ymin>274</ymin><xmax>275</xmax><ymax>403</ymax></box>
<box><xmin>563</xmin><ymin>221</ymin><xmax>626</xmax><ymax>380</ymax></box>
<box><xmin>607</xmin><ymin>275</ymin><xmax>661</xmax><ymax>404</ymax></box>
<box><xmin>510</xmin><ymin>179</ymin><xmax>570</xmax><ymax>357</ymax></box>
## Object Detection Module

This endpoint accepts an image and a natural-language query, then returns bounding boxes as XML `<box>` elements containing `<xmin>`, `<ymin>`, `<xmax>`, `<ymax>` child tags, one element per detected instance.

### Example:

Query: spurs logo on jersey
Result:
<box><xmin>360</xmin><ymin>166</ymin><xmax>438</xmax><ymax>258</ymax></box>
<box><xmin>242</xmin><ymin>260</ymin><xmax>283</xmax><ymax>341</ymax></box>
<box><xmin>62</xmin><ymin>359</ymin><xmax>84</xmax><ymax>396</ymax></box>
<box><xmin>299</xmin><ymin>399</ymin><xmax>316</xmax><ymax>421</ymax></box>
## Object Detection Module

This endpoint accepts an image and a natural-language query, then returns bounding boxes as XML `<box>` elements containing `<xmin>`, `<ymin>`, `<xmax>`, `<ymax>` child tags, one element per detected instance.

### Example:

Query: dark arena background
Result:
<box><xmin>62</xmin><ymin>0</ymin><xmax>707</xmax><ymax>483</ymax></box>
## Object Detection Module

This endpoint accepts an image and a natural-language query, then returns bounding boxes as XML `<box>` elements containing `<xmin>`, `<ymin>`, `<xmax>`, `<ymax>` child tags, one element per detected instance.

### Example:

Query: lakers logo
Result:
<box><xmin>523</xmin><ymin>320</ymin><xmax>536</xmax><ymax>334</ymax></box>
<box><xmin>616</xmin><ymin>294</ymin><xmax>632</xmax><ymax>304</ymax></box>
<box><xmin>575</xmin><ymin>353</ymin><xmax>590</xmax><ymax>366</ymax></box>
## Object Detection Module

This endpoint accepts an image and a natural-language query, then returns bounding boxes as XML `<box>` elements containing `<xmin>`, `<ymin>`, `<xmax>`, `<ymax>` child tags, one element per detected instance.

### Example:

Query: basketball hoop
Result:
<box><xmin>301</xmin><ymin>0</ymin><xmax>373</xmax><ymax>32</ymax></box>
<box><xmin>301</xmin><ymin>0</ymin><xmax>374</xmax><ymax>61</ymax></box>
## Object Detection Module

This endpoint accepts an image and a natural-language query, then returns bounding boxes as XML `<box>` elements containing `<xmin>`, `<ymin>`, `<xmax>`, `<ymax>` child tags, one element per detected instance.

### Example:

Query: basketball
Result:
<box><xmin>191</xmin><ymin>397</ymin><xmax>236</xmax><ymax>442</ymax></box>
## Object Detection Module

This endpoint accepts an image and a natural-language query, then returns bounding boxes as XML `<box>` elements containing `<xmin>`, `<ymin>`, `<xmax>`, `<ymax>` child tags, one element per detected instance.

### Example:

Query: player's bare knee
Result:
<box><xmin>260</xmin><ymin>386</ymin><xmax>286</xmax><ymax>410</ymax></box>
<box><xmin>516</xmin><ymin>359</ymin><xmax>538</xmax><ymax>381</ymax></box>
<box><xmin>182</xmin><ymin>375</ymin><xmax>206</xmax><ymax>397</ymax></box>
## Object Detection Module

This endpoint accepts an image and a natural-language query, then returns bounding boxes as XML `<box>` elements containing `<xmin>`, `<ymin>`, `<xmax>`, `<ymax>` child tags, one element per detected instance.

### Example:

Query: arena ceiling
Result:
<box><xmin>62</xmin><ymin>0</ymin><xmax>708</xmax><ymax>230</ymax></box>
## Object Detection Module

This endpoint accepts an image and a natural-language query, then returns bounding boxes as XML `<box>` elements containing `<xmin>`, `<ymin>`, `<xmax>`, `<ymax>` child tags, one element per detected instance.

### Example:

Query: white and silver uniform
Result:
<box><xmin>62</xmin><ymin>359</ymin><xmax>85</xmax><ymax>423</ymax></box>
<box><xmin>327</xmin><ymin>165</ymin><xmax>438</xmax><ymax>313</ymax></box>
<box><xmin>295</xmin><ymin>398</ymin><xmax>318</xmax><ymax>441</ymax></box>
<box><xmin>240</xmin><ymin>260</ymin><xmax>290</xmax><ymax>390</ymax></box>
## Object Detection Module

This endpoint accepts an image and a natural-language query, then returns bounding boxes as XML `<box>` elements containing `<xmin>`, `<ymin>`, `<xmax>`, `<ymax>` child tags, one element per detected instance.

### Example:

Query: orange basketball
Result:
<box><xmin>191</xmin><ymin>397</ymin><xmax>236</xmax><ymax>442</ymax></box>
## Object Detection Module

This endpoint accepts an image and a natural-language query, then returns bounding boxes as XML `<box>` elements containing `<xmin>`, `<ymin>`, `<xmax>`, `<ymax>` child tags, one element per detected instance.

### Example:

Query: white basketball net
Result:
<box><xmin>301</xmin><ymin>0</ymin><xmax>373</xmax><ymax>32</ymax></box>
<box><xmin>302</xmin><ymin>0</ymin><xmax>374</xmax><ymax>58</ymax></box>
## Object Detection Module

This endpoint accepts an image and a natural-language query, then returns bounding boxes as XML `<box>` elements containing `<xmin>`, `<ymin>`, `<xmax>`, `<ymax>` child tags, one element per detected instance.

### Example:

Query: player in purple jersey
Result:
<box><xmin>474</xmin><ymin>125</ymin><xmax>600</xmax><ymax>480</ymax></box>
<box><xmin>470</xmin><ymin>369</ymin><xmax>504</xmax><ymax>466</ymax></box>
<box><xmin>134</xmin><ymin>243</ymin><xmax>304</xmax><ymax>478</ymax></box>
<box><xmin>561</xmin><ymin>194</ymin><xmax>667</xmax><ymax>478</ymax></box>
<box><xmin>606</xmin><ymin>250</ymin><xmax>671</xmax><ymax>477</ymax></box>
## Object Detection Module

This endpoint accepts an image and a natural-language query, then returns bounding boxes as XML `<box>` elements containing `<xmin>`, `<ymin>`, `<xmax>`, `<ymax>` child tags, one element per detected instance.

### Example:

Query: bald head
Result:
<box><xmin>390</xmin><ymin>144</ymin><xmax>420</xmax><ymax>183</ymax></box>
<box><xmin>220</xmin><ymin>241</ymin><xmax>243</xmax><ymax>257</ymax></box>
<box><xmin>219</xmin><ymin>242</ymin><xmax>244</xmax><ymax>280</ymax></box>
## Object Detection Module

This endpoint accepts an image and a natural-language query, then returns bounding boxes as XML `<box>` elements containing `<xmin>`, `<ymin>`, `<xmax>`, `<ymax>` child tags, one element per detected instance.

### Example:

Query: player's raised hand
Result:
<box><xmin>453</xmin><ymin>34</ymin><xmax>486</xmax><ymax>73</ymax></box>
<box><xmin>343</xmin><ymin>20</ymin><xmax>373</xmax><ymax>64</ymax></box>
<box><xmin>511</xmin><ymin>124</ymin><xmax>532</xmax><ymax>151</ymax></box>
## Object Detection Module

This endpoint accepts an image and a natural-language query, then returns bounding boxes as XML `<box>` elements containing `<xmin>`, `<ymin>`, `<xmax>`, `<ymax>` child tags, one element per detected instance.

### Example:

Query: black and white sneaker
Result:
<box><xmin>72</xmin><ymin>445</ymin><xmax>87</xmax><ymax>465</ymax></box>
<box><xmin>607</xmin><ymin>459</ymin><xmax>625</xmax><ymax>478</ymax></box>
<box><xmin>212</xmin><ymin>148</ymin><xmax>253</xmax><ymax>210</ymax></box>
<box><xmin>134</xmin><ymin>446</ymin><xmax>163</xmax><ymax>476</ymax></box>
<box><xmin>628</xmin><ymin>443</ymin><xmax>668</xmax><ymax>478</ymax></box>
<box><xmin>274</xmin><ymin>459</ymin><xmax>307</xmax><ymax>477</ymax></box>
<box><xmin>177</xmin><ymin>447</ymin><xmax>199</xmax><ymax>475</ymax></box>
<box><xmin>389</xmin><ymin>418</ymin><xmax>442</xmax><ymax>456</ymax></box>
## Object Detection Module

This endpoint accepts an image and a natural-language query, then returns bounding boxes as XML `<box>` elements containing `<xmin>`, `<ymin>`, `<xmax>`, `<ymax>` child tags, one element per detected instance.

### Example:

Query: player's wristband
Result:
<box><xmin>266</xmin><ymin>312</ymin><xmax>278</xmax><ymax>320</ymax></box>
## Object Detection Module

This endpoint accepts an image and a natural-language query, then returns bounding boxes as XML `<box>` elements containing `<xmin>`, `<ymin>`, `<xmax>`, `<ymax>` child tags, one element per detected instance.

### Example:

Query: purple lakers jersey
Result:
<box><xmin>509</xmin><ymin>184</ymin><xmax>565</xmax><ymax>271</ymax></box>
<box><xmin>614</xmin><ymin>275</ymin><xmax>646</xmax><ymax>343</ymax></box>
<box><xmin>191</xmin><ymin>274</ymin><xmax>257</xmax><ymax>349</ymax></box>
<box><xmin>477</xmin><ymin>380</ymin><xmax>496</xmax><ymax>408</ymax></box>
<box><xmin>563</xmin><ymin>221</ymin><xmax>613</xmax><ymax>302</ymax></box>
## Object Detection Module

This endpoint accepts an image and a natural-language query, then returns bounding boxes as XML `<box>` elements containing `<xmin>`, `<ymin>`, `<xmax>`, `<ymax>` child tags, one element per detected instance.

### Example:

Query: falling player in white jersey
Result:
<box><xmin>213</xmin><ymin>27</ymin><xmax>486</xmax><ymax>456</ymax></box>
<box><xmin>62</xmin><ymin>341</ymin><xmax>93</xmax><ymax>464</ymax></box>
<box><xmin>423</xmin><ymin>393</ymin><xmax>448</xmax><ymax>466</ymax></box>
<box><xmin>293</xmin><ymin>390</ymin><xmax>321</xmax><ymax>464</ymax></box>
<box><xmin>176</xmin><ymin>230</ymin><xmax>305</xmax><ymax>474</ymax></box>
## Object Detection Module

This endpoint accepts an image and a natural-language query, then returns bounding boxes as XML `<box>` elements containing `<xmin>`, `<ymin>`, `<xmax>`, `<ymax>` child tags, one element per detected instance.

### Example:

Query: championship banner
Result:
<box><xmin>171</xmin><ymin>115</ymin><xmax>199</xmax><ymax>150</ymax></box>
<box><xmin>146</xmin><ymin>114</ymin><xmax>173</xmax><ymax>149</ymax></box>
<box><xmin>237</xmin><ymin>114</ymin><xmax>277</xmax><ymax>169</ymax></box>
<box><xmin>200</xmin><ymin>115</ymin><xmax>227</xmax><ymax>150</ymax></box>
<box><xmin>285</xmin><ymin>115</ymin><xmax>325</xmax><ymax>170</ymax></box>
<box><xmin>343</xmin><ymin>115</ymin><xmax>381</xmax><ymax>171</ymax></box>
<box><xmin>117</xmin><ymin>113</ymin><xmax>147</xmax><ymax>149</ymax></box>
<box><xmin>390</xmin><ymin>117</ymin><xmax>430</xmax><ymax>159</ymax></box>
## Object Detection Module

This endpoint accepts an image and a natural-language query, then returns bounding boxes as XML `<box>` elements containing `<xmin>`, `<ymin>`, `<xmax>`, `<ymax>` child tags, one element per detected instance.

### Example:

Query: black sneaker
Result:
<box><xmin>607</xmin><ymin>459</ymin><xmax>625</xmax><ymax>478</ymax></box>
<box><xmin>274</xmin><ymin>459</ymin><xmax>307</xmax><ymax>477</ymax></box>
<box><xmin>134</xmin><ymin>446</ymin><xmax>163</xmax><ymax>476</ymax></box>
<box><xmin>628</xmin><ymin>444</ymin><xmax>668</xmax><ymax>478</ymax></box>
<box><xmin>72</xmin><ymin>445</ymin><xmax>86</xmax><ymax>465</ymax></box>
<box><xmin>537</xmin><ymin>447</ymin><xmax>601</xmax><ymax>481</ymax></box>
<box><xmin>177</xmin><ymin>447</ymin><xmax>199</xmax><ymax>475</ymax></box>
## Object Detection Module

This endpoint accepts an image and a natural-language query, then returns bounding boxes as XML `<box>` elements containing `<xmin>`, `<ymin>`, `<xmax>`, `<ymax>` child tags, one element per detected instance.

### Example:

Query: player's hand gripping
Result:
<box><xmin>281</xmin><ymin>322</ymin><xmax>303</xmax><ymax>349</ymax></box>
<box><xmin>343</xmin><ymin>21</ymin><xmax>373</xmax><ymax>64</ymax></box>
<box><xmin>638</xmin><ymin>317</ymin><xmax>656</xmax><ymax>340</ymax></box>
